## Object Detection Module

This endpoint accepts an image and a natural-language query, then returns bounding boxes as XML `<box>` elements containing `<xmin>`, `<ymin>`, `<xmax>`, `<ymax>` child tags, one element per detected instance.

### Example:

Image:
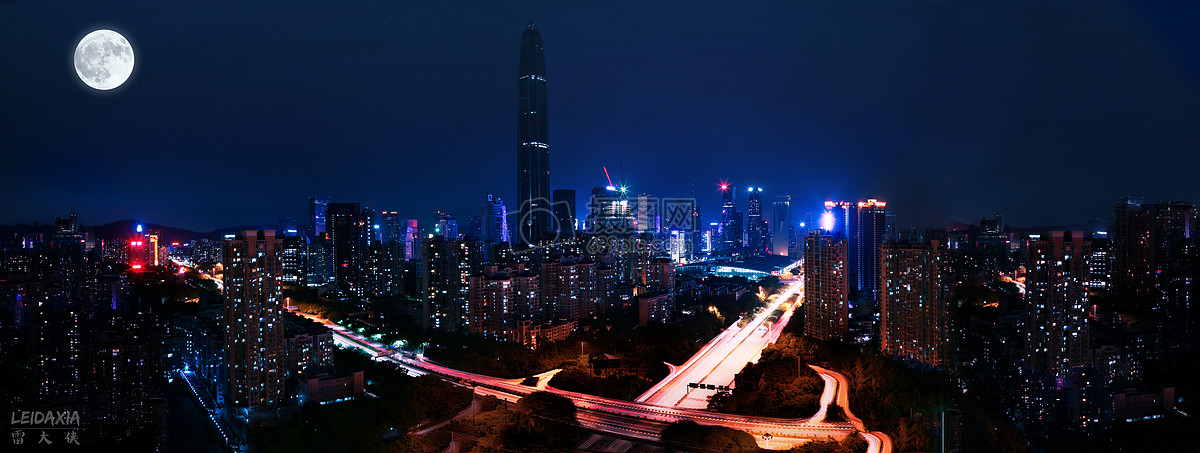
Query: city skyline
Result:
<box><xmin>3</xmin><ymin>1</ymin><xmax>1199</xmax><ymax>232</ymax></box>
<box><xmin>3</xmin><ymin>3</ymin><xmax>1198</xmax><ymax>451</ymax></box>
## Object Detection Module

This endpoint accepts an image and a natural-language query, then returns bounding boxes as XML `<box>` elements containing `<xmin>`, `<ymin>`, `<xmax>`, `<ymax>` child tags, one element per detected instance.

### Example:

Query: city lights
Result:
<box><xmin>820</xmin><ymin>211</ymin><xmax>835</xmax><ymax>231</ymax></box>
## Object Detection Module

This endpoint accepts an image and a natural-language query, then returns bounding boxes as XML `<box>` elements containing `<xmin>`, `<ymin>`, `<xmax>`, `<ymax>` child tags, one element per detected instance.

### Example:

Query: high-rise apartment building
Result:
<box><xmin>880</xmin><ymin>233</ymin><xmax>951</xmax><ymax>368</ymax></box>
<box><xmin>467</xmin><ymin>265</ymin><xmax>539</xmax><ymax>342</ymax></box>
<box><xmin>222</xmin><ymin>230</ymin><xmax>285</xmax><ymax>411</ymax></box>
<box><xmin>803</xmin><ymin>230</ymin><xmax>848</xmax><ymax>341</ymax></box>
<box><xmin>1024</xmin><ymin>231</ymin><xmax>1091</xmax><ymax>423</ymax></box>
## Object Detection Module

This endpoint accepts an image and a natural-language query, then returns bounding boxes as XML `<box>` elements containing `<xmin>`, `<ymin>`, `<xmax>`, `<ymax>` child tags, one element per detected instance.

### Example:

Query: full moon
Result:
<box><xmin>74</xmin><ymin>29</ymin><xmax>135</xmax><ymax>91</ymax></box>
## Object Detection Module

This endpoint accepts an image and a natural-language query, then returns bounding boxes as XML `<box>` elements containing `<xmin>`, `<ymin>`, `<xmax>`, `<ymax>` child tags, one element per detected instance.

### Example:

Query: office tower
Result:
<box><xmin>1113</xmin><ymin>197</ymin><xmax>1156</xmax><ymax>313</ymax></box>
<box><xmin>553</xmin><ymin>189</ymin><xmax>576</xmax><ymax>238</ymax></box>
<box><xmin>278</xmin><ymin>217</ymin><xmax>299</xmax><ymax>237</ymax></box>
<box><xmin>823</xmin><ymin>199</ymin><xmax>888</xmax><ymax>306</ymax></box>
<box><xmin>589</xmin><ymin>186</ymin><xmax>633</xmax><ymax>233</ymax></box>
<box><xmin>380</xmin><ymin>211</ymin><xmax>403</xmax><ymax>245</ymax></box>
<box><xmin>1024</xmin><ymin>231</ymin><xmax>1091</xmax><ymax>424</ymax></box>
<box><xmin>690</xmin><ymin>197</ymin><xmax>703</xmax><ymax>260</ymax></box>
<box><xmin>436</xmin><ymin>212</ymin><xmax>458</xmax><ymax>240</ymax></box>
<box><xmin>746</xmin><ymin>187</ymin><xmax>767</xmax><ymax>253</ymax></box>
<box><xmin>467</xmin><ymin>215</ymin><xmax>483</xmax><ymax>241</ymax></box>
<box><xmin>404</xmin><ymin>219</ymin><xmax>419</xmax><ymax>260</ymax></box>
<box><xmin>326</xmin><ymin>203</ymin><xmax>367</xmax><ymax>298</ymax></box>
<box><xmin>302</xmin><ymin>237</ymin><xmax>329</xmax><ymax>287</ymax></box>
<box><xmin>483</xmin><ymin>194</ymin><xmax>510</xmax><ymax>246</ymax></box>
<box><xmin>468</xmin><ymin>266</ymin><xmax>540</xmax><ymax>341</ymax></box>
<box><xmin>880</xmin><ymin>233</ymin><xmax>951</xmax><ymax>368</ymax></box>
<box><xmin>517</xmin><ymin>22</ymin><xmax>550</xmax><ymax>247</ymax></box>
<box><xmin>279</xmin><ymin>235</ymin><xmax>306</xmax><ymax>284</ymax></box>
<box><xmin>308</xmin><ymin>196</ymin><xmax>329</xmax><ymax>238</ymax></box>
<box><xmin>146</xmin><ymin>229</ymin><xmax>163</xmax><ymax>266</ymax></box>
<box><xmin>719</xmin><ymin>183</ymin><xmax>742</xmax><ymax>250</ymax></box>
<box><xmin>222</xmin><ymin>230</ymin><xmax>285</xmax><ymax>411</ymax></box>
<box><xmin>635</xmin><ymin>193</ymin><xmax>659</xmax><ymax>234</ymax></box>
<box><xmin>852</xmin><ymin>199</ymin><xmax>887</xmax><ymax>307</ymax></box>
<box><xmin>1088</xmin><ymin>237</ymin><xmax>1113</xmax><ymax>290</ymax></box>
<box><xmin>803</xmin><ymin>230</ymin><xmax>848</xmax><ymax>341</ymax></box>
<box><xmin>541</xmin><ymin>256</ymin><xmax>602</xmax><ymax>321</ymax></box>
<box><xmin>361</xmin><ymin>207</ymin><xmax>379</xmax><ymax>245</ymax></box>
<box><xmin>772</xmin><ymin>196</ymin><xmax>791</xmax><ymax>256</ymax></box>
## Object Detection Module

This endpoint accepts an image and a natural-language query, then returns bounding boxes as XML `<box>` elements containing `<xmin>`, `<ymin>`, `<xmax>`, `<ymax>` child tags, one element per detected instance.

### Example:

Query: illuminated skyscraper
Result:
<box><xmin>517</xmin><ymin>22</ymin><xmax>550</xmax><ymax>247</ymax></box>
<box><xmin>308</xmin><ymin>196</ymin><xmax>329</xmax><ymax>238</ymax></box>
<box><xmin>772</xmin><ymin>196</ymin><xmax>791</xmax><ymax>256</ymax></box>
<box><xmin>436</xmin><ymin>212</ymin><xmax>458</xmax><ymax>240</ymax></box>
<box><xmin>747</xmin><ymin>187</ymin><xmax>766</xmax><ymax>254</ymax></box>
<box><xmin>803</xmin><ymin>230</ymin><xmax>848</xmax><ymax>341</ymax></box>
<box><xmin>482</xmin><ymin>194</ymin><xmax>509</xmax><ymax>247</ymax></box>
<box><xmin>380</xmin><ymin>211</ymin><xmax>403</xmax><ymax>245</ymax></box>
<box><xmin>719</xmin><ymin>183</ymin><xmax>742</xmax><ymax>250</ymax></box>
<box><xmin>222</xmin><ymin>230</ymin><xmax>285</xmax><ymax>412</ymax></box>
<box><xmin>326</xmin><ymin>203</ymin><xmax>367</xmax><ymax>297</ymax></box>
<box><xmin>823</xmin><ymin>199</ymin><xmax>888</xmax><ymax>306</ymax></box>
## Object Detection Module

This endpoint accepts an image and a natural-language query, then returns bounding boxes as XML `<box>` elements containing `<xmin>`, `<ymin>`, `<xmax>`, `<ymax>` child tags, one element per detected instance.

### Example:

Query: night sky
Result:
<box><xmin>2</xmin><ymin>1</ymin><xmax>1198</xmax><ymax>232</ymax></box>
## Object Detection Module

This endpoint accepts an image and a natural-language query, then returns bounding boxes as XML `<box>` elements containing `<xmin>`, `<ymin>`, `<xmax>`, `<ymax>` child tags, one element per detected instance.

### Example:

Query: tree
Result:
<box><xmin>502</xmin><ymin>391</ymin><xmax>581</xmax><ymax>449</ymax></box>
<box><xmin>660</xmin><ymin>420</ymin><xmax>759</xmax><ymax>453</ymax></box>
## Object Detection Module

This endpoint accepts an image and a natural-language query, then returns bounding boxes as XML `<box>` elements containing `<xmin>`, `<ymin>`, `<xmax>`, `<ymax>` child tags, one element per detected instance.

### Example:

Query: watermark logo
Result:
<box><xmin>9</xmin><ymin>410</ymin><xmax>83</xmax><ymax>447</ymax></box>
<box><xmin>512</xmin><ymin>196</ymin><xmax>574</xmax><ymax>254</ymax></box>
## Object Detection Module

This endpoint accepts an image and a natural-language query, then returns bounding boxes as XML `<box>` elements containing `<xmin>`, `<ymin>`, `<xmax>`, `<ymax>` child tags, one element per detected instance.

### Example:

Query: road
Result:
<box><xmin>638</xmin><ymin>277</ymin><xmax>804</xmax><ymax>409</ymax></box>
<box><xmin>290</xmin><ymin>277</ymin><xmax>892</xmax><ymax>452</ymax></box>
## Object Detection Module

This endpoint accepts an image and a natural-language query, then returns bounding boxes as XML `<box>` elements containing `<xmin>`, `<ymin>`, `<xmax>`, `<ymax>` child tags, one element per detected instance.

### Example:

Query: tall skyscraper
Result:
<box><xmin>772</xmin><ymin>196</ymin><xmax>791</xmax><ymax>256</ymax></box>
<box><xmin>553</xmin><ymin>189</ymin><xmax>576</xmax><ymax>238</ymax></box>
<box><xmin>635</xmin><ymin>193</ymin><xmax>659</xmax><ymax>234</ymax></box>
<box><xmin>326</xmin><ymin>203</ymin><xmax>367</xmax><ymax>298</ymax></box>
<box><xmin>517</xmin><ymin>22</ymin><xmax>550</xmax><ymax>247</ymax></box>
<box><xmin>380</xmin><ymin>211</ymin><xmax>403</xmax><ymax>245</ymax></box>
<box><xmin>880</xmin><ymin>232</ymin><xmax>951</xmax><ymax>368</ymax></box>
<box><xmin>482</xmin><ymin>194</ymin><xmax>509</xmax><ymax>246</ymax></box>
<box><xmin>823</xmin><ymin>199</ymin><xmax>888</xmax><ymax>306</ymax></box>
<box><xmin>404</xmin><ymin>219</ymin><xmax>419</xmax><ymax>261</ymax></box>
<box><xmin>223</xmin><ymin>230</ymin><xmax>285</xmax><ymax>412</ymax></box>
<box><xmin>747</xmin><ymin>187</ymin><xmax>767</xmax><ymax>253</ymax></box>
<box><xmin>803</xmin><ymin>230</ymin><xmax>848</xmax><ymax>341</ymax></box>
<box><xmin>436</xmin><ymin>212</ymin><xmax>458</xmax><ymax>240</ymax></box>
<box><xmin>309</xmin><ymin>196</ymin><xmax>329</xmax><ymax>238</ymax></box>
<box><xmin>719</xmin><ymin>183</ymin><xmax>742</xmax><ymax>250</ymax></box>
